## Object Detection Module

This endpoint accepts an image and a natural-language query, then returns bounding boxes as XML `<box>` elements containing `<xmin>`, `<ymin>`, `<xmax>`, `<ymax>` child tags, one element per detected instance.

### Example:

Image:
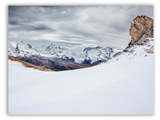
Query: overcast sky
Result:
<box><xmin>8</xmin><ymin>5</ymin><xmax>153</xmax><ymax>49</ymax></box>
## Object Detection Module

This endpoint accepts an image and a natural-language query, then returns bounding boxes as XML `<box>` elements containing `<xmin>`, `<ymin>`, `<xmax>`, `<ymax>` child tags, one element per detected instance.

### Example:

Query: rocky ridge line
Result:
<box><xmin>105</xmin><ymin>15</ymin><xmax>153</xmax><ymax>62</ymax></box>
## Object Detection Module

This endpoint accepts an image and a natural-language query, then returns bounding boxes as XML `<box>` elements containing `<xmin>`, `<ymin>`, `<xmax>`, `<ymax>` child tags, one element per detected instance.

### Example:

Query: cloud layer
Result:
<box><xmin>8</xmin><ymin>6</ymin><xmax>153</xmax><ymax>49</ymax></box>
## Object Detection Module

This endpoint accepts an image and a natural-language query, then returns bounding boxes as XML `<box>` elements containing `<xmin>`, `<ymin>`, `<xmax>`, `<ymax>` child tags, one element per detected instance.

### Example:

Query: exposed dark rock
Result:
<box><xmin>123</xmin><ymin>49</ymin><xmax>129</xmax><ymax>52</ymax></box>
<box><xmin>113</xmin><ymin>52</ymin><xmax>122</xmax><ymax>58</ymax></box>
<box><xmin>82</xmin><ymin>59</ymin><xmax>92</xmax><ymax>65</ymax></box>
<box><xmin>27</xmin><ymin>44</ymin><xmax>32</xmax><ymax>49</ymax></box>
<box><xmin>15</xmin><ymin>44</ymin><xmax>20</xmax><ymax>53</ymax></box>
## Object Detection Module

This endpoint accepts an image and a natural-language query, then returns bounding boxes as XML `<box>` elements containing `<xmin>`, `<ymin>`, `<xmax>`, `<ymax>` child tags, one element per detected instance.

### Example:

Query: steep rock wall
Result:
<box><xmin>129</xmin><ymin>15</ymin><xmax>153</xmax><ymax>45</ymax></box>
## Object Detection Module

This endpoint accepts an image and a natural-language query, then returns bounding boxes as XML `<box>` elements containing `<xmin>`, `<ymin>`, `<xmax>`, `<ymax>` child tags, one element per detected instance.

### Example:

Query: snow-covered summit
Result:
<box><xmin>8</xmin><ymin>40</ymin><xmax>37</xmax><ymax>57</ymax></box>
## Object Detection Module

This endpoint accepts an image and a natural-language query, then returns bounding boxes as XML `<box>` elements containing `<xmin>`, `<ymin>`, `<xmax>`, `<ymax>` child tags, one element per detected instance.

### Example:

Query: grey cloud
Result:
<box><xmin>26</xmin><ymin>24</ymin><xmax>56</xmax><ymax>31</ymax></box>
<box><xmin>9</xmin><ymin>23</ymin><xmax>56</xmax><ymax>32</ymax></box>
<box><xmin>8</xmin><ymin>6</ymin><xmax>82</xmax><ymax>23</ymax></box>
<box><xmin>8</xmin><ymin>5</ymin><xmax>153</xmax><ymax>50</ymax></box>
<box><xmin>59</xmin><ymin>26</ymin><xmax>96</xmax><ymax>39</ymax></box>
<box><xmin>9</xmin><ymin>20</ymin><xmax>19</xmax><ymax>25</ymax></box>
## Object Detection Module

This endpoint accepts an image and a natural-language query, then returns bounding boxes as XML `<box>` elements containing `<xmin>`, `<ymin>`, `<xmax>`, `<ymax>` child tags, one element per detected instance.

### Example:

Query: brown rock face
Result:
<box><xmin>129</xmin><ymin>15</ymin><xmax>153</xmax><ymax>45</ymax></box>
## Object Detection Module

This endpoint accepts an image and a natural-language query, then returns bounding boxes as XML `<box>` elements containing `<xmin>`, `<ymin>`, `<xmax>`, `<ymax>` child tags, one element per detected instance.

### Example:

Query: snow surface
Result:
<box><xmin>8</xmin><ymin>49</ymin><xmax>153</xmax><ymax>114</ymax></box>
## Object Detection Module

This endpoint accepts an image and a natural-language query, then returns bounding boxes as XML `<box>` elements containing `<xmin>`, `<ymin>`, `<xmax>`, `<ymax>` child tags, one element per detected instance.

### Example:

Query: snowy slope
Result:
<box><xmin>104</xmin><ymin>38</ymin><xmax>154</xmax><ymax>64</ymax></box>
<box><xmin>8</xmin><ymin>44</ymin><xmax>153</xmax><ymax>114</ymax></box>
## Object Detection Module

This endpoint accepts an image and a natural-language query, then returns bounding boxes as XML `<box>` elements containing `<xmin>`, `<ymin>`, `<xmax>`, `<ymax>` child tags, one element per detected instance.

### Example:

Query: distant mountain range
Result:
<box><xmin>8</xmin><ymin>40</ymin><xmax>120</xmax><ymax>71</ymax></box>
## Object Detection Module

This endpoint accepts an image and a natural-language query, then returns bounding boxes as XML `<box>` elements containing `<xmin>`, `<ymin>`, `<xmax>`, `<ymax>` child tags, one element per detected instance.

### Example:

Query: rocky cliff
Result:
<box><xmin>107</xmin><ymin>15</ymin><xmax>154</xmax><ymax>62</ymax></box>
<box><xmin>129</xmin><ymin>15</ymin><xmax>153</xmax><ymax>45</ymax></box>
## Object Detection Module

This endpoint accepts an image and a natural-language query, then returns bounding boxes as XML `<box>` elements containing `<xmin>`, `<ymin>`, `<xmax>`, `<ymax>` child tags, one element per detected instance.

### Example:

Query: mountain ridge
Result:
<box><xmin>8</xmin><ymin>40</ymin><xmax>117</xmax><ymax>71</ymax></box>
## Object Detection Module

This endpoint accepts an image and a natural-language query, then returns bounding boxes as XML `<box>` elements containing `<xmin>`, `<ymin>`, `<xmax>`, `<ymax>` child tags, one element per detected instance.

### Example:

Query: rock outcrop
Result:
<box><xmin>129</xmin><ymin>15</ymin><xmax>153</xmax><ymax>45</ymax></box>
<box><xmin>107</xmin><ymin>15</ymin><xmax>154</xmax><ymax>60</ymax></box>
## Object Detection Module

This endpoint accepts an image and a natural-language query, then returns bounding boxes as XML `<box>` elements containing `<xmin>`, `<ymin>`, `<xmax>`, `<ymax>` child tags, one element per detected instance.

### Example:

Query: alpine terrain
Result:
<box><xmin>8</xmin><ymin>15</ymin><xmax>154</xmax><ymax>114</ymax></box>
<box><xmin>8</xmin><ymin>40</ymin><xmax>119</xmax><ymax>71</ymax></box>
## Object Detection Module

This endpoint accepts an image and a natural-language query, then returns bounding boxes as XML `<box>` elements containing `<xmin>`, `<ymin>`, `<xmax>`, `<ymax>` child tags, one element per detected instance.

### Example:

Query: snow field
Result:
<box><xmin>8</xmin><ymin>52</ymin><xmax>153</xmax><ymax>114</ymax></box>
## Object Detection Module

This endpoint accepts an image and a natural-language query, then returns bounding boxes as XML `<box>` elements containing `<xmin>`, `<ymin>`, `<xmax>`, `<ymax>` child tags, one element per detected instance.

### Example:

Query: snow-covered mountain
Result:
<box><xmin>8</xmin><ymin>40</ymin><xmax>120</xmax><ymax>65</ymax></box>
<box><xmin>36</xmin><ymin>43</ymin><xmax>119</xmax><ymax>64</ymax></box>
<box><xmin>8</xmin><ymin>40</ymin><xmax>37</xmax><ymax>57</ymax></box>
